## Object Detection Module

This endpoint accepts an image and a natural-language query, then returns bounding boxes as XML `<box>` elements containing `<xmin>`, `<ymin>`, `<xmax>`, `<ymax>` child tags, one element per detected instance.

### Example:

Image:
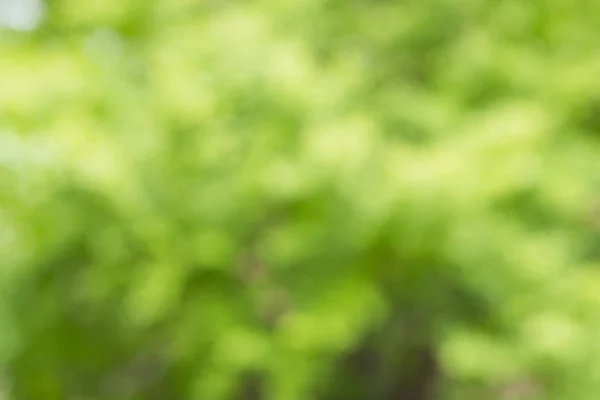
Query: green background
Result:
<box><xmin>1</xmin><ymin>0</ymin><xmax>600</xmax><ymax>399</ymax></box>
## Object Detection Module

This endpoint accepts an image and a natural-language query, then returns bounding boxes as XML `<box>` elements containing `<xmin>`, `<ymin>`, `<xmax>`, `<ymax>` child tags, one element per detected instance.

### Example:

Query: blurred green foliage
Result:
<box><xmin>2</xmin><ymin>0</ymin><xmax>600</xmax><ymax>399</ymax></box>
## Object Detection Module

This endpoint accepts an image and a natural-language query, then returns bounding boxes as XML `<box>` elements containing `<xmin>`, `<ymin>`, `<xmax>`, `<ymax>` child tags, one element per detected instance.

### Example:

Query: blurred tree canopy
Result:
<box><xmin>2</xmin><ymin>0</ymin><xmax>600</xmax><ymax>399</ymax></box>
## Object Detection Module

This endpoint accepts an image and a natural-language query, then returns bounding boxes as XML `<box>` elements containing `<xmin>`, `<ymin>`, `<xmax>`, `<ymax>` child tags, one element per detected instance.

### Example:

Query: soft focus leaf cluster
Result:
<box><xmin>1</xmin><ymin>0</ymin><xmax>600</xmax><ymax>399</ymax></box>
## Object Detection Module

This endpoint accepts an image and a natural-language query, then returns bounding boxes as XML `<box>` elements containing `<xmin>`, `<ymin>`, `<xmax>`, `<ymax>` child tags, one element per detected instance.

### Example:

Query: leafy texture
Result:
<box><xmin>1</xmin><ymin>0</ymin><xmax>600</xmax><ymax>399</ymax></box>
